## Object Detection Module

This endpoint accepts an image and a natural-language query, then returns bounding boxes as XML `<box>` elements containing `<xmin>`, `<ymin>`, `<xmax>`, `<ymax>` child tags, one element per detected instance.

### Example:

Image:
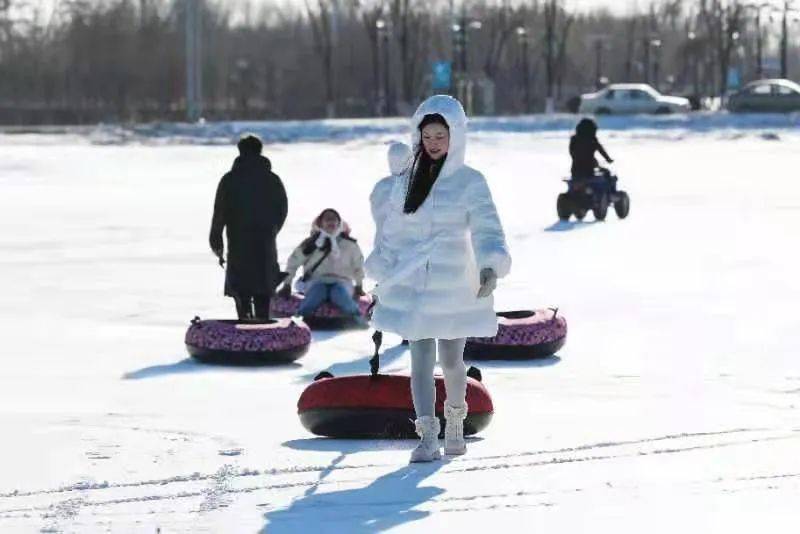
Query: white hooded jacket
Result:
<box><xmin>365</xmin><ymin>95</ymin><xmax>511</xmax><ymax>341</ymax></box>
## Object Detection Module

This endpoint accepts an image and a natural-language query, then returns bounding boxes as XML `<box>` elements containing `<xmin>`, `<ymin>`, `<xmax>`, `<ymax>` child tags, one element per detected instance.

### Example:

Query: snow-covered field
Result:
<box><xmin>1</xmin><ymin>116</ymin><xmax>799</xmax><ymax>533</ymax></box>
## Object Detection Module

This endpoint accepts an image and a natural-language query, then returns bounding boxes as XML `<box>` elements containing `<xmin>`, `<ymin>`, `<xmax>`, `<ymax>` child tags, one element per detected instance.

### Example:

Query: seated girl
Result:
<box><xmin>278</xmin><ymin>208</ymin><xmax>366</xmax><ymax>321</ymax></box>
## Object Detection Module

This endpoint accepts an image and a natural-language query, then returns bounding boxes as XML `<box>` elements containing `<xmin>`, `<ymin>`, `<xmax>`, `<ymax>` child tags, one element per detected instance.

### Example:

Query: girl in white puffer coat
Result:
<box><xmin>366</xmin><ymin>95</ymin><xmax>511</xmax><ymax>463</ymax></box>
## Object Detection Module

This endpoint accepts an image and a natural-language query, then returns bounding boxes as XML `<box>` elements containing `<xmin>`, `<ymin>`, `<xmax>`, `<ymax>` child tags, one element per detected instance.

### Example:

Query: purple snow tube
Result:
<box><xmin>185</xmin><ymin>317</ymin><xmax>311</xmax><ymax>365</ymax></box>
<box><xmin>465</xmin><ymin>309</ymin><xmax>567</xmax><ymax>360</ymax></box>
<box><xmin>270</xmin><ymin>293</ymin><xmax>373</xmax><ymax>329</ymax></box>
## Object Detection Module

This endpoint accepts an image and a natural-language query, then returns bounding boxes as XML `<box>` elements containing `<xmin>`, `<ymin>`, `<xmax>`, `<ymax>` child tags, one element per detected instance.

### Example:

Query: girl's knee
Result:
<box><xmin>440</xmin><ymin>358</ymin><xmax>466</xmax><ymax>373</ymax></box>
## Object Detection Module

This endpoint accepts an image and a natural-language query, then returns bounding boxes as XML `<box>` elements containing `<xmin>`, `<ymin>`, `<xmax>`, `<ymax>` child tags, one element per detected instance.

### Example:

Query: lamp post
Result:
<box><xmin>452</xmin><ymin>21</ymin><xmax>463</xmax><ymax>91</ymax></box>
<box><xmin>185</xmin><ymin>0</ymin><xmax>203</xmax><ymax>122</ymax></box>
<box><xmin>451</xmin><ymin>6</ymin><xmax>481</xmax><ymax>110</ymax></box>
<box><xmin>688</xmin><ymin>30</ymin><xmax>700</xmax><ymax>96</ymax></box>
<box><xmin>516</xmin><ymin>27</ymin><xmax>530</xmax><ymax>113</ymax></box>
<box><xmin>376</xmin><ymin>19</ymin><xmax>391</xmax><ymax>116</ymax></box>
<box><xmin>650</xmin><ymin>38</ymin><xmax>662</xmax><ymax>91</ymax></box>
<box><xmin>594</xmin><ymin>38</ymin><xmax>606</xmax><ymax>90</ymax></box>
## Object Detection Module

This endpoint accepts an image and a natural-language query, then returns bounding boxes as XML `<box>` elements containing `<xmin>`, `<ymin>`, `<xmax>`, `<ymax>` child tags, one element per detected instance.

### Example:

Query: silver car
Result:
<box><xmin>578</xmin><ymin>84</ymin><xmax>691</xmax><ymax>115</ymax></box>
<box><xmin>727</xmin><ymin>79</ymin><xmax>800</xmax><ymax>113</ymax></box>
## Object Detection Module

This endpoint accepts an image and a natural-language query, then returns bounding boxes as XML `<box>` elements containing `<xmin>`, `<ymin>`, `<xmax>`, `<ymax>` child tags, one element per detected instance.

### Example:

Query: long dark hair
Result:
<box><xmin>403</xmin><ymin>113</ymin><xmax>449</xmax><ymax>214</ymax></box>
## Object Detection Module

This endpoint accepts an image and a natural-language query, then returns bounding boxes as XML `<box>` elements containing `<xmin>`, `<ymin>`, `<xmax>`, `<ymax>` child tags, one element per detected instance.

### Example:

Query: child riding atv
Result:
<box><xmin>570</xmin><ymin>117</ymin><xmax>613</xmax><ymax>183</ymax></box>
<box><xmin>557</xmin><ymin>118</ymin><xmax>630</xmax><ymax>221</ymax></box>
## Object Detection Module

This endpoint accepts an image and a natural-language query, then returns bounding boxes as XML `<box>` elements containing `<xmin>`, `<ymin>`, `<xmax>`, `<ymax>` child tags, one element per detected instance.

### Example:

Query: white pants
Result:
<box><xmin>409</xmin><ymin>338</ymin><xmax>467</xmax><ymax>418</ymax></box>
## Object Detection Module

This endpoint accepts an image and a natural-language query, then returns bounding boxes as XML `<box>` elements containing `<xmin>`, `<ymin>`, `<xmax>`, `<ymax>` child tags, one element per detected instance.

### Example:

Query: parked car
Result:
<box><xmin>578</xmin><ymin>84</ymin><xmax>691</xmax><ymax>115</ymax></box>
<box><xmin>727</xmin><ymin>79</ymin><xmax>800</xmax><ymax>113</ymax></box>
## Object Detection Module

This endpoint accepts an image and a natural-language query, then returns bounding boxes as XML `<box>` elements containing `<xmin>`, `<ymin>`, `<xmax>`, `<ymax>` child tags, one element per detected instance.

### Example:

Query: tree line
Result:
<box><xmin>0</xmin><ymin>0</ymin><xmax>797</xmax><ymax>124</ymax></box>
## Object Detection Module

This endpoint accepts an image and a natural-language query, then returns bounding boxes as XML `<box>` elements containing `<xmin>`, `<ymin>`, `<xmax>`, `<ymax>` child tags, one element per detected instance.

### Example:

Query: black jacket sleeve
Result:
<box><xmin>272</xmin><ymin>174</ymin><xmax>288</xmax><ymax>233</ymax></box>
<box><xmin>209</xmin><ymin>176</ymin><xmax>227</xmax><ymax>252</ymax></box>
<box><xmin>595</xmin><ymin>139</ymin><xmax>612</xmax><ymax>163</ymax></box>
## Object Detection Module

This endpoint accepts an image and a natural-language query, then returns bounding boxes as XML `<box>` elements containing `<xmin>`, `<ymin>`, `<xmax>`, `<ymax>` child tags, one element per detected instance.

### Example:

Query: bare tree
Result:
<box><xmin>349</xmin><ymin>0</ymin><xmax>385</xmax><ymax>113</ymax></box>
<box><xmin>542</xmin><ymin>0</ymin><xmax>571</xmax><ymax>111</ymax></box>
<box><xmin>390</xmin><ymin>0</ymin><xmax>430</xmax><ymax>109</ymax></box>
<box><xmin>699</xmin><ymin>0</ymin><xmax>744</xmax><ymax>96</ymax></box>
<box><xmin>306</xmin><ymin>0</ymin><xmax>338</xmax><ymax>117</ymax></box>
<box><xmin>476</xmin><ymin>0</ymin><xmax>528</xmax><ymax>80</ymax></box>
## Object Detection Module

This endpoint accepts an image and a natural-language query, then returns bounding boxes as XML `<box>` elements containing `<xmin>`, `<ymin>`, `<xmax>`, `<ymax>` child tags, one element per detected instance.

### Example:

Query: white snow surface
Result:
<box><xmin>0</xmin><ymin>121</ymin><xmax>799</xmax><ymax>533</ymax></box>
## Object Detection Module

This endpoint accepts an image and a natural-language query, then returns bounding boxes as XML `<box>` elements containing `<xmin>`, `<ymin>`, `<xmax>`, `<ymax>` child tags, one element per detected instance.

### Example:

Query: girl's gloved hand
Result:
<box><xmin>477</xmin><ymin>268</ymin><xmax>497</xmax><ymax>298</ymax></box>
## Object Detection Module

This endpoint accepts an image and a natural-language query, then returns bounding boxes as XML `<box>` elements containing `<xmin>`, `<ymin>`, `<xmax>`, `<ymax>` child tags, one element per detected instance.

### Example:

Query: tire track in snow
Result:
<box><xmin>446</xmin><ymin>433</ymin><xmax>800</xmax><ymax>475</ymax></box>
<box><xmin>0</xmin><ymin>427</ymin><xmax>785</xmax><ymax>502</ymax></box>
<box><xmin>1</xmin><ymin>427</ymin><xmax>797</xmax><ymax>518</ymax></box>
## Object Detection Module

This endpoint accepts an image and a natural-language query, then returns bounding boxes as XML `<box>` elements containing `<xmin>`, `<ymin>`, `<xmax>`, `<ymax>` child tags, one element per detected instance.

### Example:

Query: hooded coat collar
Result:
<box><xmin>410</xmin><ymin>95</ymin><xmax>467</xmax><ymax>180</ymax></box>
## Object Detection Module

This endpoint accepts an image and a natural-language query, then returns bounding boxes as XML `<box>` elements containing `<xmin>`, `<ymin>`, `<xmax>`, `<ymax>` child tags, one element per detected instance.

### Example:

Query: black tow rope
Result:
<box><xmin>369</xmin><ymin>330</ymin><xmax>383</xmax><ymax>377</ymax></box>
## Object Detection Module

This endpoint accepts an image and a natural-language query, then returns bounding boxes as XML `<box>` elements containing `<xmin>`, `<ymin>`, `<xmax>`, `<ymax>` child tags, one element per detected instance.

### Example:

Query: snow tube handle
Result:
<box><xmin>191</xmin><ymin>316</ymin><xmax>202</xmax><ymax>325</ymax></box>
<box><xmin>548</xmin><ymin>307</ymin><xmax>559</xmax><ymax>320</ymax></box>
<box><xmin>370</xmin><ymin>330</ymin><xmax>383</xmax><ymax>377</ymax></box>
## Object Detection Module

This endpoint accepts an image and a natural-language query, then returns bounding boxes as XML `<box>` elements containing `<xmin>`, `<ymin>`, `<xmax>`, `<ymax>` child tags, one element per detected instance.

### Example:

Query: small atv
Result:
<box><xmin>556</xmin><ymin>168</ymin><xmax>630</xmax><ymax>222</ymax></box>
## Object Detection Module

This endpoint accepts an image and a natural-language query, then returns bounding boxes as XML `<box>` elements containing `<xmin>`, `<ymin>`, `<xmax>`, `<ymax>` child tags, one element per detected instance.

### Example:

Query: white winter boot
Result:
<box><xmin>409</xmin><ymin>415</ymin><xmax>441</xmax><ymax>463</ymax></box>
<box><xmin>444</xmin><ymin>403</ymin><xmax>468</xmax><ymax>455</ymax></box>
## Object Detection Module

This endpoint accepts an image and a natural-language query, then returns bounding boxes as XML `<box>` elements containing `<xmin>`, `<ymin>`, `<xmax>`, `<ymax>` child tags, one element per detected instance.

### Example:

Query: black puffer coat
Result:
<box><xmin>209</xmin><ymin>154</ymin><xmax>288</xmax><ymax>297</ymax></box>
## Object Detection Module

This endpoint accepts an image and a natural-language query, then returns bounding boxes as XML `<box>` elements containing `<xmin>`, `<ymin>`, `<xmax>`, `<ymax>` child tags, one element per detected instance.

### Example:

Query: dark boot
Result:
<box><xmin>234</xmin><ymin>296</ymin><xmax>253</xmax><ymax>320</ymax></box>
<box><xmin>253</xmin><ymin>295</ymin><xmax>271</xmax><ymax>320</ymax></box>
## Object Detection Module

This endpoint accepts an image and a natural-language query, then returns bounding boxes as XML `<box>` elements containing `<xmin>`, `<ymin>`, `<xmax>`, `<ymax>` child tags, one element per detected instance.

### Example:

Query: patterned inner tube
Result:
<box><xmin>271</xmin><ymin>293</ymin><xmax>373</xmax><ymax>318</ymax></box>
<box><xmin>185</xmin><ymin>317</ymin><xmax>311</xmax><ymax>363</ymax></box>
<box><xmin>465</xmin><ymin>309</ymin><xmax>568</xmax><ymax>359</ymax></box>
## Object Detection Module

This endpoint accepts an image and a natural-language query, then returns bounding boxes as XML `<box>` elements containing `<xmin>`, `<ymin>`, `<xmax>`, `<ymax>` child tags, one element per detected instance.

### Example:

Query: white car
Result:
<box><xmin>578</xmin><ymin>84</ymin><xmax>691</xmax><ymax>115</ymax></box>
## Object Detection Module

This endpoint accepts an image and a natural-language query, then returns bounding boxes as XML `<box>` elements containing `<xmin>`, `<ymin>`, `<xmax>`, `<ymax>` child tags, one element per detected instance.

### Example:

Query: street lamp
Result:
<box><xmin>687</xmin><ymin>30</ymin><xmax>701</xmax><ymax>96</ymax></box>
<box><xmin>649</xmin><ymin>38</ymin><xmax>662</xmax><ymax>89</ymax></box>
<box><xmin>594</xmin><ymin>38</ymin><xmax>606</xmax><ymax>90</ymax></box>
<box><xmin>185</xmin><ymin>0</ymin><xmax>203</xmax><ymax>122</ymax></box>
<box><xmin>451</xmin><ymin>6</ymin><xmax>482</xmax><ymax>110</ymax></box>
<box><xmin>516</xmin><ymin>26</ymin><xmax>531</xmax><ymax>113</ymax></box>
<box><xmin>376</xmin><ymin>18</ymin><xmax>391</xmax><ymax>116</ymax></box>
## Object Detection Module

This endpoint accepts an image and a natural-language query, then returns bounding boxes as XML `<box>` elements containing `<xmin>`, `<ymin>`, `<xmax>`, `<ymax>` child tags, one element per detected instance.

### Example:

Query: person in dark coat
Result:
<box><xmin>569</xmin><ymin>118</ymin><xmax>613</xmax><ymax>180</ymax></box>
<box><xmin>209</xmin><ymin>134</ymin><xmax>288</xmax><ymax>320</ymax></box>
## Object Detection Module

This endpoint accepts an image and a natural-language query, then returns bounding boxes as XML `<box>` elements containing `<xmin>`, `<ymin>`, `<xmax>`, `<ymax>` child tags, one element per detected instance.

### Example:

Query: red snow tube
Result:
<box><xmin>297</xmin><ymin>373</ymin><xmax>493</xmax><ymax>438</ymax></box>
<box><xmin>465</xmin><ymin>309</ymin><xmax>567</xmax><ymax>360</ymax></box>
<box><xmin>185</xmin><ymin>317</ymin><xmax>311</xmax><ymax>365</ymax></box>
<box><xmin>270</xmin><ymin>293</ymin><xmax>373</xmax><ymax>329</ymax></box>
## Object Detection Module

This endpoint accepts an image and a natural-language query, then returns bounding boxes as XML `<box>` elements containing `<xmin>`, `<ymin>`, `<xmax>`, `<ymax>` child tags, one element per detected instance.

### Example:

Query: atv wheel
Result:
<box><xmin>557</xmin><ymin>194</ymin><xmax>572</xmax><ymax>221</ymax></box>
<box><xmin>614</xmin><ymin>192</ymin><xmax>630</xmax><ymax>219</ymax></box>
<box><xmin>593</xmin><ymin>193</ymin><xmax>609</xmax><ymax>221</ymax></box>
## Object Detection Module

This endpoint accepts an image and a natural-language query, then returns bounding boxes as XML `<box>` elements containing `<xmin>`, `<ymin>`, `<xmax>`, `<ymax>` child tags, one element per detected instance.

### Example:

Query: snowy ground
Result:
<box><xmin>0</xmin><ymin>118</ymin><xmax>799</xmax><ymax>533</ymax></box>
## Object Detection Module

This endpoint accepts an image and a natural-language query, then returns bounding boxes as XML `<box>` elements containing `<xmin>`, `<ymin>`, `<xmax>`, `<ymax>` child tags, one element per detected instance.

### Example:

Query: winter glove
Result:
<box><xmin>476</xmin><ymin>268</ymin><xmax>497</xmax><ymax>299</ymax></box>
<box><xmin>353</xmin><ymin>285</ymin><xmax>365</xmax><ymax>299</ymax></box>
<box><xmin>278</xmin><ymin>284</ymin><xmax>292</xmax><ymax>299</ymax></box>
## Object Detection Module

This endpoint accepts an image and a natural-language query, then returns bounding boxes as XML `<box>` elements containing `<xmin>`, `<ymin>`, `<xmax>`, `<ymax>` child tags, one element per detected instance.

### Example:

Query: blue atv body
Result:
<box><xmin>556</xmin><ymin>168</ymin><xmax>630</xmax><ymax>221</ymax></box>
